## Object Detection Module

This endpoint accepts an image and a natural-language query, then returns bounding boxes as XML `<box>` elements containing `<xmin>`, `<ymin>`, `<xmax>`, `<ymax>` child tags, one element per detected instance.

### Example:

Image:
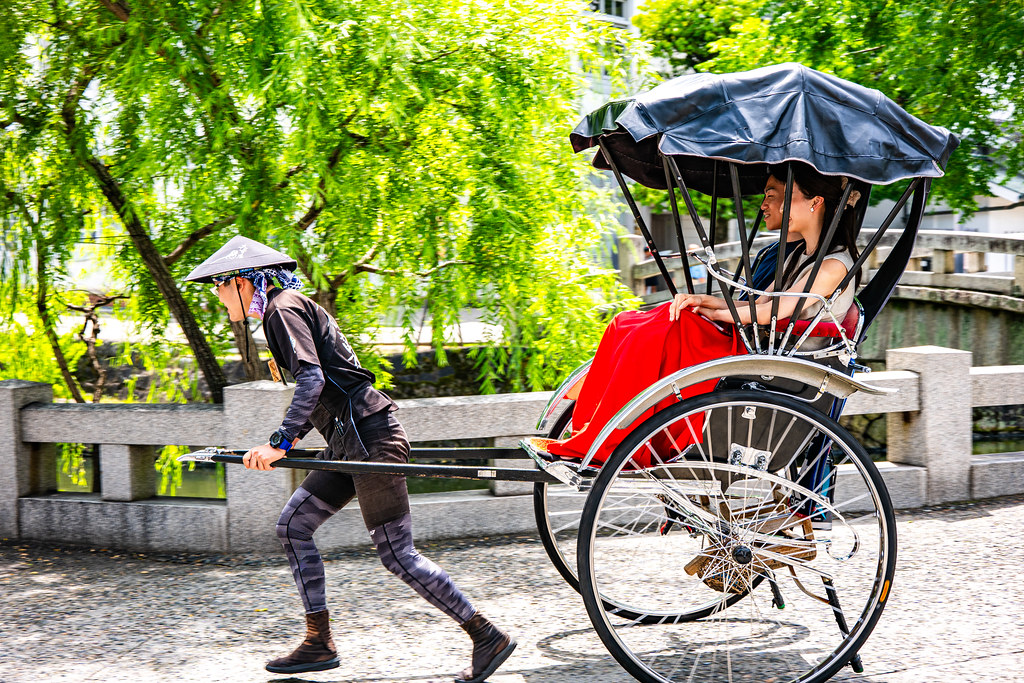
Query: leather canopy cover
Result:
<box><xmin>570</xmin><ymin>63</ymin><xmax>960</xmax><ymax>194</ymax></box>
<box><xmin>183</xmin><ymin>235</ymin><xmax>298</xmax><ymax>283</ymax></box>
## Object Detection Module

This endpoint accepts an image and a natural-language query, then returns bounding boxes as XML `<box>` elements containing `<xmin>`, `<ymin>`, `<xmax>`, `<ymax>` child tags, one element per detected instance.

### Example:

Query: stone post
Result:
<box><xmin>490</xmin><ymin>436</ymin><xmax>534</xmax><ymax>497</ymax></box>
<box><xmin>886</xmin><ymin>346</ymin><xmax>972</xmax><ymax>505</ymax></box>
<box><xmin>931</xmin><ymin>248</ymin><xmax>954</xmax><ymax>275</ymax></box>
<box><xmin>0</xmin><ymin>380</ymin><xmax>55</xmax><ymax>538</ymax></box>
<box><xmin>1014</xmin><ymin>254</ymin><xmax>1024</xmax><ymax>296</ymax></box>
<box><xmin>618</xmin><ymin>234</ymin><xmax>645</xmax><ymax>297</ymax></box>
<box><xmin>223</xmin><ymin>381</ymin><xmax>300</xmax><ymax>552</ymax></box>
<box><xmin>963</xmin><ymin>251</ymin><xmax>986</xmax><ymax>274</ymax></box>
<box><xmin>100</xmin><ymin>445</ymin><xmax>157</xmax><ymax>501</ymax></box>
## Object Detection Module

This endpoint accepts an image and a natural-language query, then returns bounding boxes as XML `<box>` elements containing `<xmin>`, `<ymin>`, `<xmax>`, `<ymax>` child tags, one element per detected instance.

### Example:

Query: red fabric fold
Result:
<box><xmin>547</xmin><ymin>302</ymin><xmax>746</xmax><ymax>467</ymax></box>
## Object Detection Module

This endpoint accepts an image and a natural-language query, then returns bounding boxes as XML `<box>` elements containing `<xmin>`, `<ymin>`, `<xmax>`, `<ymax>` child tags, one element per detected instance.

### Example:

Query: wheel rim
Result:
<box><xmin>578</xmin><ymin>390</ymin><xmax>896</xmax><ymax>683</ymax></box>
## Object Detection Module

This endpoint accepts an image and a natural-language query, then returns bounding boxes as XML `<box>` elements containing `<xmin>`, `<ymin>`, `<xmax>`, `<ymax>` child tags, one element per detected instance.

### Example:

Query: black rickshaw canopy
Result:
<box><xmin>569</xmin><ymin>62</ymin><xmax>960</xmax><ymax>352</ymax></box>
<box><xmin>571</xmin><ymin>62</ymin><xmax>959</xmax><ymax>195</ymax></box>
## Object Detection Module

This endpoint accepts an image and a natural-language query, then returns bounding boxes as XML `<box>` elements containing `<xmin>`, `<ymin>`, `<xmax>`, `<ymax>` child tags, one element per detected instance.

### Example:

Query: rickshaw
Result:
<box><xmin>183</xmin><ymin>63</ymin><xmax>959</xmax><ymax>683</ymax></box>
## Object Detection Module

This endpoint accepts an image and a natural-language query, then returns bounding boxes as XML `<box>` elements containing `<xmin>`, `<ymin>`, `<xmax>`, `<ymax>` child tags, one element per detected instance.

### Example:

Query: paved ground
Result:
<box><xmin>2</xmin><ymin>495</ymin><xmax>1023</xmax><ymax>683</ymax></box>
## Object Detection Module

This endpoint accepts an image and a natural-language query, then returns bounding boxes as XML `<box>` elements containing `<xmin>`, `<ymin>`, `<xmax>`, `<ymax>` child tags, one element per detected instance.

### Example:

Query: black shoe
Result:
<box><xmin>266</xmin><ymin>609</ymin><xmax>340</xmax><ymax>674</ymax></box>
<box><xmin>455</xmin><ymin>613</ymin><xmax>517</xmax><ymax>683</ymax></box>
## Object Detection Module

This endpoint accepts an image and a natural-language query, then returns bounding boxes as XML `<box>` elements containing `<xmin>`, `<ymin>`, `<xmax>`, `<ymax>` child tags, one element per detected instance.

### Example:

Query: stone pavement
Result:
<box><xmin>2</xmin><ymin>496</ymin><xmax>1023</xmax><ymax>683</ymax></box>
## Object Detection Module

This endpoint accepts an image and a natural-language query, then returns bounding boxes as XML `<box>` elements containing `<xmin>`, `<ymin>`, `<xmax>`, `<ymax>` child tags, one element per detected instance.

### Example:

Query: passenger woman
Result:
<box><xmin>536</xmin><ymin>161</ymin><xmax>861</xmax><ymax>463</ymax></box>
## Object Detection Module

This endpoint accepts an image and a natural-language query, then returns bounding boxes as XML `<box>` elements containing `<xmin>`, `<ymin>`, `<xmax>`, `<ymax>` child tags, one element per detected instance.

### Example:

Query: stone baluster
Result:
<box><xmin>222</xmin><ymin>381</ymin><xmax>300</xmax><ymax>552</ymax></box>
<box><xmin>0</xmin><ymin>380</ymin><xmax>56</xmax><ymax>538</ymax></box>
<box><xmin>886</xmin><ymin>346</ymin><xmax>972</xmax><ymax>505</ymax></box>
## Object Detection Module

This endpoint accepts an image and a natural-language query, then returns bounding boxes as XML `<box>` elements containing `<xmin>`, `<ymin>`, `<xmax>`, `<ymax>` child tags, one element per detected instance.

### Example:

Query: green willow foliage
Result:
<box><xmin>634</xmin><ymin>0</ymin><xmax>1024</xmax><ymax>214</ymax></box>
<box><xmin>2</xmin><ymin>0</ymin><xmax>643</xmax><ymax>398</ymax></box>
<box><xmin>632</xmin><ymin>0</ymin><xmax>759</xmax><ymax>76</ymax></box>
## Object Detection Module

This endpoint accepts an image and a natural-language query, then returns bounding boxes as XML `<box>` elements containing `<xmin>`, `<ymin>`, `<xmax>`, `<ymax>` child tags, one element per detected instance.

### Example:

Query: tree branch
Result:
<box><xmin>60</xmin><ymin>65</ymin><xmax>100</xmax><ymax>134</ymax></box>
<box><xmin>60</xmin><ymin>77</ymin><xmax>228</xmax><ymax>399</ymax></box>
<box><xmin>97</xmin><ymin>0</ymin><xmax>130</xmax><ymax>22</ymax></box>
<box><xmin>67</xmin><ymin>295</ymin><xmax>129</xmax><ymax>402</ymax></box>
<box><xmin>409</xmin><ymin>24</ymin><xmax>529</xmax><ymax>65</ymax></box>
<box><xmin>328</xmin><ymin>244</ymin><xmax>380</xmax><ymax>288</ymax></box>
<box><xmin>163</xmin><ymin>214</ymin><xmax>237</xmax><ymax>267</ymax></box>
<box><xmin>162</xmin><ymin>163</ymin><xmax>306</xmax><ymax>265</ymax></box>
<box><xmin>294</xmin><ymin>133</ymin><xmax>369</xmax><ymax>232</ymax></box>
<box><xmin>33</xmin><ymin>228</ymin><xmax>87</xmax><ymax>403</ymax></box>
<box><xmin>410</xmin><ymin>45</ymin><xmax>464</xmax><ymax>65</ymax></box>
<box><xmin>355</xmin><ymin>259</ymin><xmax>471</xmax><ymax>279</ymax></box>
<box><xmin>99</xmin><ymin>2</ymin><xmax>252</xmax><ymax>160</ymax></box>
<box><xmin>195</xmin><ymin>2</ymin><xmax>224</xmax><ymax>39</ymax></box>
<box><xmin>291</xmin><ymin>68</ymin><xmax>385</xmax><ymax>233</ymax></box>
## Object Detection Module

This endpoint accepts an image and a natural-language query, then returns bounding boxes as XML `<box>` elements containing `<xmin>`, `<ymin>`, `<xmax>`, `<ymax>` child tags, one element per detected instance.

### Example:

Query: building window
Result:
<box><xmin>589</xmin><ymin>0</ymin><xmax>626</xmax><ymax>18</ymax></box>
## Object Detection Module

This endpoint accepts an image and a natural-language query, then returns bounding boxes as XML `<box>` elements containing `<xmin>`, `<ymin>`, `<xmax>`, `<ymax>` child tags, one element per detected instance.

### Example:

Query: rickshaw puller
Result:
<box><xmin>185</xmin><ymin>236</ymin><xmax>516</xmax><ymax>682</ymax></box>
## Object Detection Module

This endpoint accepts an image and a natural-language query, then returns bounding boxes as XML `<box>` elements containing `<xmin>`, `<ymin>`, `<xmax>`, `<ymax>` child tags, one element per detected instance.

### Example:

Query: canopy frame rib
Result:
<box><xmin>841</xmin><ymin>178</ymin><xmax>922</xmax><ymax>297</ymax></box>
<box><xmin>599</xmin><ymin>139</ymin><xmax>677</xmax><ymax>297</ymax></box>
<box><xmin>662</xmin><ymin>156</ymin><xmax>696</xmax><ymax>295</ymax></box>
<box><xmin>730</xmin><ymin>162</ymin><xmax>763</xmax><ymax>353</ymax></box>
<box><xmin>767</xmin><ymin>166</ymin><xmax>795</xmax><ymax>354</ymax></box>
<box><xmin>665</xmin><ymin>155</ymin><xmax>752</xmax><ymax>352</ymax></box>
<box><xmin>707</xmin><ymin>161</ymin><xmax>720</xmax><ymax>295</ymax></box>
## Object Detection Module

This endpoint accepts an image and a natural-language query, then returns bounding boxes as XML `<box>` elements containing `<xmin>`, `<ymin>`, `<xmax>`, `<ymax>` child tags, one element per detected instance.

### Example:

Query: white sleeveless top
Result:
<box><xmin>779</xmin><ymin>248</ymin><xmax>856</xmax><ymax>322</ymax></box>
<box><xmin>775</xmin><ymin>249</ymin><xmax>857</xmax><ymax>351</ymax></box>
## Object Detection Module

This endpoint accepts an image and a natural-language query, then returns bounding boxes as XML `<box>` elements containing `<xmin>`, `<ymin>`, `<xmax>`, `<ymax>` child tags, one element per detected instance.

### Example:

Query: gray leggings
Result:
<box><xmin>276</xmin><ymin>486</ymin><xmax>475</xmax><ymax>623</ymax></box>
<box><xmin>275</xmin><ymin>410</ymin><xmax>474</xmax><ymax>622</ymax></box>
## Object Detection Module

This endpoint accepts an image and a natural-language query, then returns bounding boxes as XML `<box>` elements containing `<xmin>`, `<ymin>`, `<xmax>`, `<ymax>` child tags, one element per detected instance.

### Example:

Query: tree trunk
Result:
<box><xmin>82</xmin><ymin>157</ymin><xmax>228</xmax><ymax>402</ymax></box>
<box><xmin>312</xmin><ymin>288</ymin><xmax>338</xmax><ymax>319</ymax></box>
<box><xmin>35</xmin><ymin>243</ymin><xmax>86</xmax><ymax>404</ymax></box>
<box><xmin>231</xmin><ymin>320</ymin><xmax>268</xmax><ymax>381</ymax></box>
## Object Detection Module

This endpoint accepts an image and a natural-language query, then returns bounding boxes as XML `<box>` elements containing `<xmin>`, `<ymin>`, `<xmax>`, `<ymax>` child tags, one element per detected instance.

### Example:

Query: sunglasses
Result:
<box><xmin>211</xmin><ymin>279</ymin><xmax>233</xmax><ymax>296</ymax></box>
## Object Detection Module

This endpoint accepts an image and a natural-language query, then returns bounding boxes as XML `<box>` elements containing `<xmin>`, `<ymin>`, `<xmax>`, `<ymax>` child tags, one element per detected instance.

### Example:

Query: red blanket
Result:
<box><xmin>547</xmin><ymin>302</ymin><xmax>746</xmax><ymax>467</ymax></box>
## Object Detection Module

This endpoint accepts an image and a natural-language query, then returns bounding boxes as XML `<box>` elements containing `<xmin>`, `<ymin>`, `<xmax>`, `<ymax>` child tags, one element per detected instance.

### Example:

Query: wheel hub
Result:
<box><xmin>732</xmin><ymin>545</ymin><xmax>753</xmax><ymax>565</ymax></box>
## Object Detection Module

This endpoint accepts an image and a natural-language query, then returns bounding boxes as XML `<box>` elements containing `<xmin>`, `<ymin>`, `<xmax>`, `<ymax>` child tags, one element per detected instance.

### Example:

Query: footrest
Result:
<box><xmin>520</xmin><ymin>438</ymin><xmax>584</xmax><ymax>489</ymax></box>
<box><xmin>520</xmin><ymin>437</ymin><xmax>560</xmax><ymax>462</ymax></box>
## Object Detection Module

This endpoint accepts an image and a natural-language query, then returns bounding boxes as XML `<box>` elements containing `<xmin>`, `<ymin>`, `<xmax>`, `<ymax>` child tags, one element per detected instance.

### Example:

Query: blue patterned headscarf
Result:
<box><xmin>213</xmin><ymin>266</ymin><xmax>302</xmax><ymax>317</ymax></box>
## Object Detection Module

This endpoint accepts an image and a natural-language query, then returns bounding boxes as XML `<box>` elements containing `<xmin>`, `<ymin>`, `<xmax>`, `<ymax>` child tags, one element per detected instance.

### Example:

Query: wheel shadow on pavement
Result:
<box><xmin>523</xmin><ymin>623</ymin><xmax>900</xmax><ymax>683</ymax></box>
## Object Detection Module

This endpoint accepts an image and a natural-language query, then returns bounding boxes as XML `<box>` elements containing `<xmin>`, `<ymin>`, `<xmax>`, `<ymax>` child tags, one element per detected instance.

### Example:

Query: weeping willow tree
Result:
<box><xmin>1</xmin><ymin>0</ymin><xmax>645</xmax><ymax>401</ymax></box>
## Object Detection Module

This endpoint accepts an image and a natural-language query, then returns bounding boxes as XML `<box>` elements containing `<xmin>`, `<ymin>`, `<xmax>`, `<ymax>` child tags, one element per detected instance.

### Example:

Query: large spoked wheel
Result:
<box><xmin>578</xmin><ymin>389</ymin><xmax>897</xmax><ymax>683</ymax></box>
<box><xmin>534</xmin><ymin>402</ymin><xmax>753</xmax><ymax>624</ymax></box>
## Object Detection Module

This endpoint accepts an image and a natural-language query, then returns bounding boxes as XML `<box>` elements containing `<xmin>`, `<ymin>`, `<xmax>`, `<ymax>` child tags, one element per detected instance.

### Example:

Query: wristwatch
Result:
<box><xmin>268</xmin><ymin>430</ymin><xmax>292</xmax><ymax>452</ymax></box>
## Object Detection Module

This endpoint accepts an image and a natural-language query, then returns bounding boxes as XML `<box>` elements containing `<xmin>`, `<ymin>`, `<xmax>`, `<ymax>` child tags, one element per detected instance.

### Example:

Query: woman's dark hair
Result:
<box><xmin>768</xmin><ymin>161</ymin><xmax>863</xmax><ymax>289</ymax></box>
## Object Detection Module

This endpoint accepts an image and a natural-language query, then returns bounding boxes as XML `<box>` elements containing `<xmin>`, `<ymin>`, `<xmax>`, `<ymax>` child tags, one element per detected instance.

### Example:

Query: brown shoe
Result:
<box><xmin>454</xmin><ymin>613</ymin><xmax>516</xmax><ymax>683</ymax></box>
<box><xmin>265</xmin><ymin>609</ymin><xmax>340</xmax><ymax>674</ymax></box>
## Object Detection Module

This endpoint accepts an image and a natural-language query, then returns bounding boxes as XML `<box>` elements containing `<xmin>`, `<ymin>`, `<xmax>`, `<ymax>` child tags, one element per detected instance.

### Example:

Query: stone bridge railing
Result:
<box><xmin>2</xmin><ymin>345</ymin><xmax>1023</xmax><ymax>554</ymax></box>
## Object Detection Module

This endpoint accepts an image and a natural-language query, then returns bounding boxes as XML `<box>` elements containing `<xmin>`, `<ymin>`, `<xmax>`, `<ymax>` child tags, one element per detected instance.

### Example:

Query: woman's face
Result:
<box><xmin>213</xmin><ymin>276</ymin><xmax>255</xmax><ymax>322</ymax></box>
<box><xmin>760</xmin><ymin>175</ymin><xmax>821</xmax><ymax>237</ymax></box>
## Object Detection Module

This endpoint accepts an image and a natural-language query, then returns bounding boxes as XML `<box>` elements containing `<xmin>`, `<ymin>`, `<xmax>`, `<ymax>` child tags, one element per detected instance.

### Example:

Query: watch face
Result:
<box><xmin>270</xmin><ymin>432</ymin><xmax>282</xmax><ymax>448</ymax></box>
